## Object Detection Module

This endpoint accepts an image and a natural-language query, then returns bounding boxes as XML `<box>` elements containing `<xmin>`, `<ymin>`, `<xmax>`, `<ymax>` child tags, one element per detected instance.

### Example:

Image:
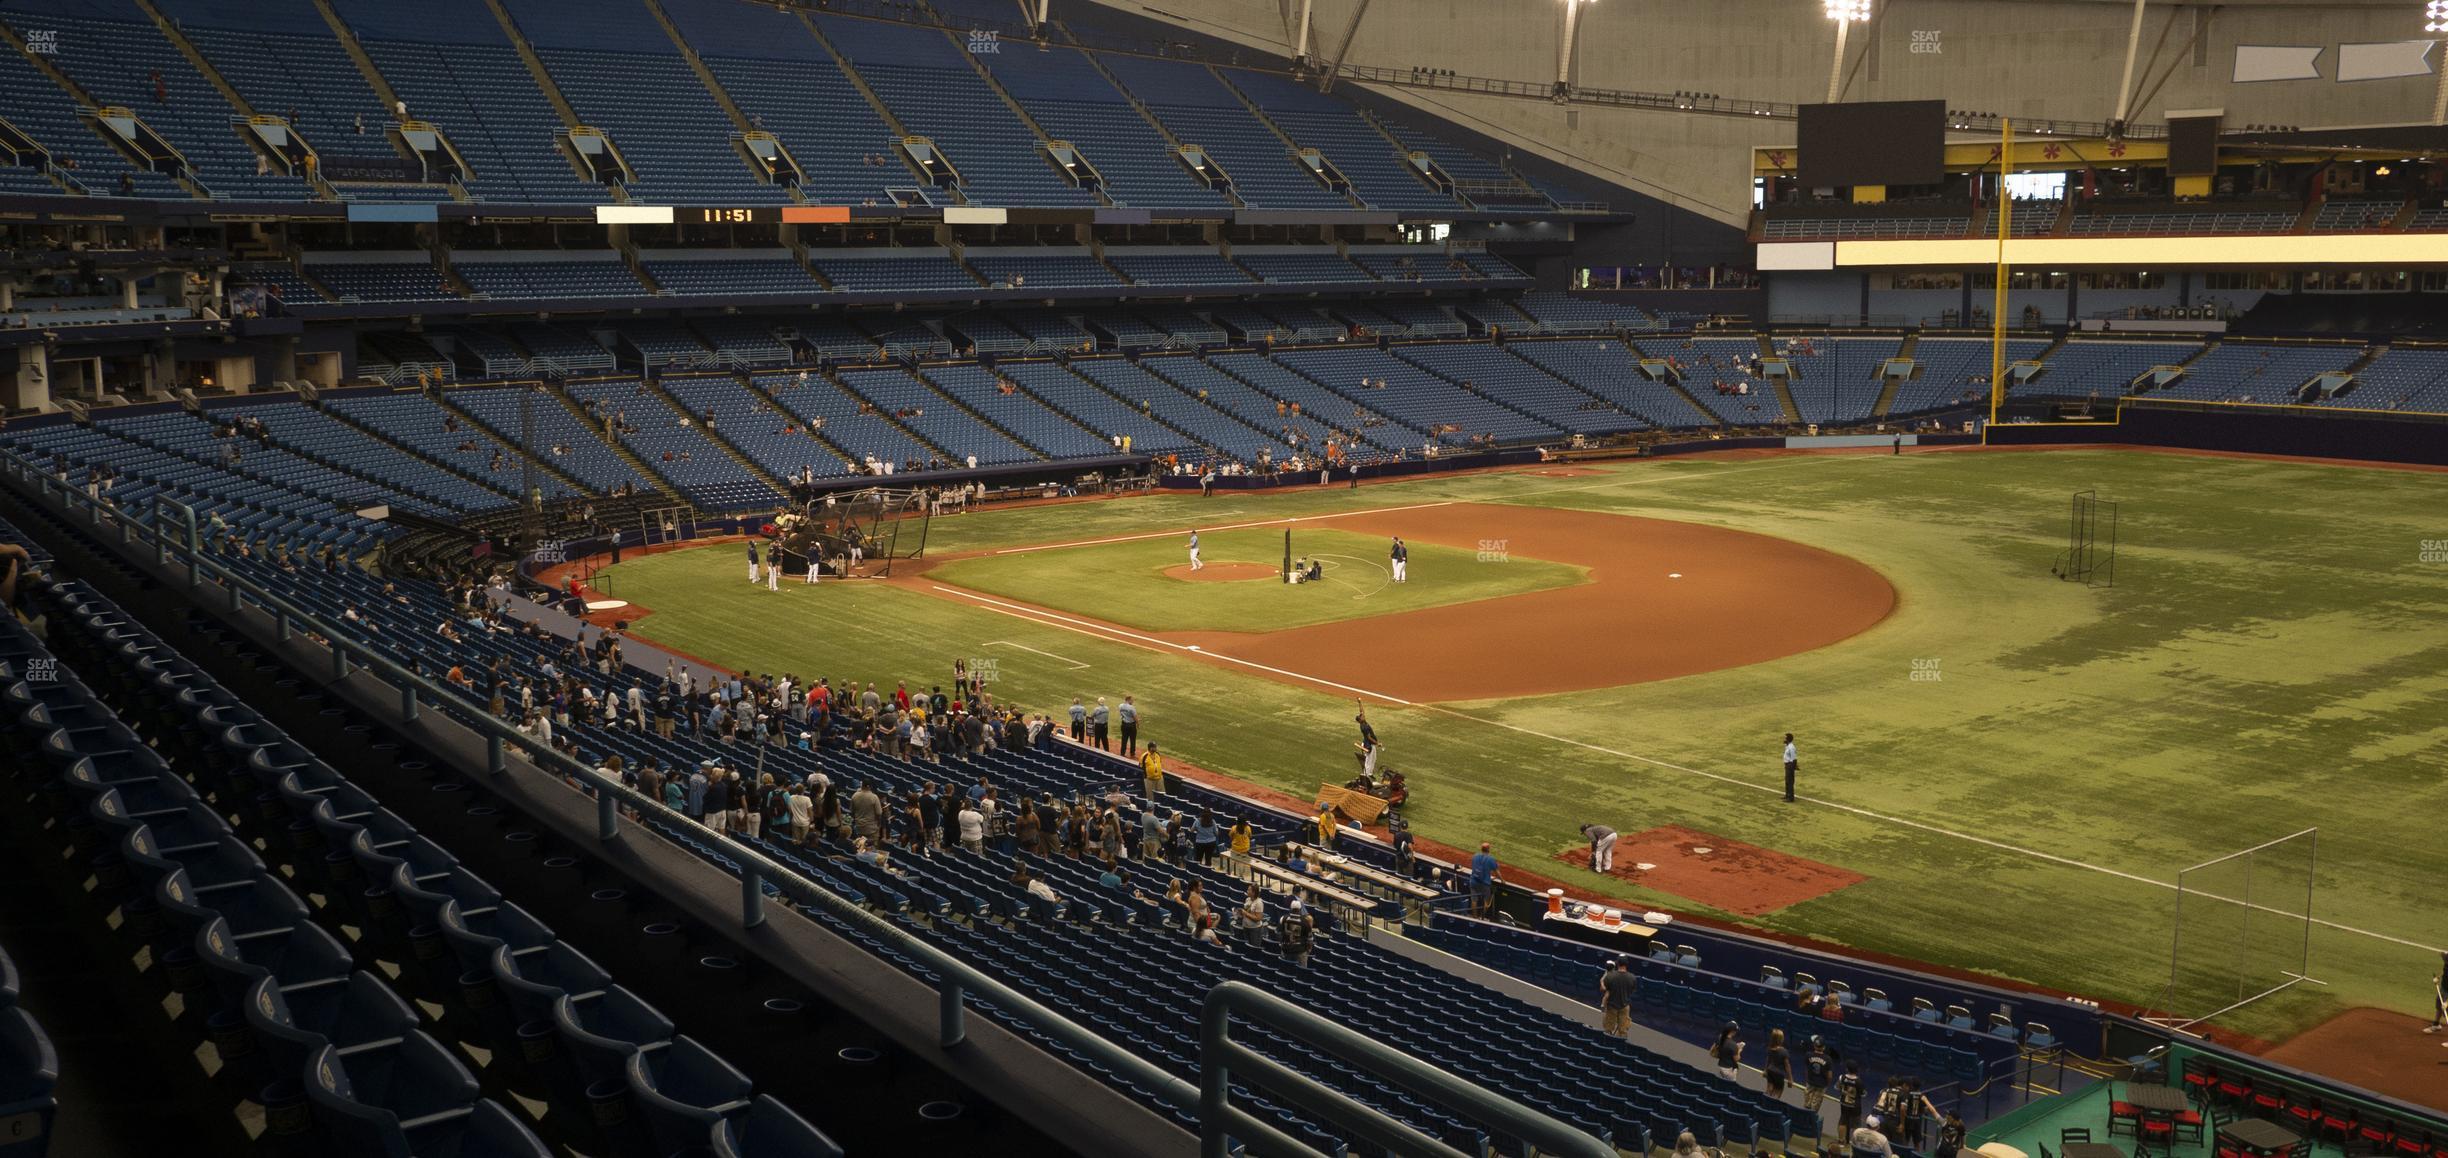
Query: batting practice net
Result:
<box><xmin>2148</xmin><ymin>828</ymin><xmax>2320</xmax><ymax>1031</ymax></box>
<box><xmin>2052</xmin><ymin>489</ymin><xmax>2118</xmax><ymax>587</ymax></box>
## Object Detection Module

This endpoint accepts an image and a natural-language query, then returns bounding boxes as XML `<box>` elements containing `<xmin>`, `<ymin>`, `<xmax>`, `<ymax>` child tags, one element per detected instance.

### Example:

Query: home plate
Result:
<box><xmin>1692</xmin><ymin>847</ymin><xmax>1712</xmax><ymax>855</ymax></box>
<box><xmin>1634</xmin><ymin>862</ymin><xmax>1657</xmax><ymax>872</ymax></box>
<box><xmin>1667</xmin><ymin>572</ymin><xmax>1683</xmax><ymax>579</ymax></box>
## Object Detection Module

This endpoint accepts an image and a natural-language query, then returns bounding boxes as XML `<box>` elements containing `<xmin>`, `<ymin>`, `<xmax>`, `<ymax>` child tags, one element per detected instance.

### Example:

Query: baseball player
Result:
<box><xmin>1187</xmin><ymin>530</ymin><xmax>1203</xmax><ymax>571</ymax></box>
<box><xmin>746</xmin><ymin>538</ymin><xmax>761</xmax><ymax>584</ymax></box>
<box><xmin>766</xmin><ymin>544</ymin><xmax>780</xmax><ymax>590</ymax></box>
<box><xmin>1581</xmin><ymin>822</ymin><xmax>1619</xmax><ymax>873</ymax></box>
<box><xmin>1390</xmin><ymin>536</ymin><xmax>1408</xmax><ymax>583</ymax></box>
<box><xmin>804</xmin><ymin>542</ymin><xmax>822</xmax><ymax>584</ymax></box>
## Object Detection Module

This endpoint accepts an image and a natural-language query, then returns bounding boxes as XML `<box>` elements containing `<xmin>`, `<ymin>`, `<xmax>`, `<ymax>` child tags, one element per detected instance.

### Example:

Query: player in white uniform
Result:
<box><xmin>1188</xmin><ymin>530</ymin><xmax>1203</xmax><ymax>571</ymax></box>
<box><xmin>1390</xmin><ymin>536</ymin><xmax>1408</xmax><ymax>583</ymax></box>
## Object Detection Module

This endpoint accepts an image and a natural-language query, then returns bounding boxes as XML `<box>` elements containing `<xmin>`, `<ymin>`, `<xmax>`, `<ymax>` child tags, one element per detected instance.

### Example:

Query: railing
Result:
<box><xmin>0</xmin><ymin>448</ymin><xmax>1609</xmax><ymax>1158</ymax></box>
<box><xmin>1199</xmin><ymin>982</ymin><xmax>1615</xmax><ymax>1158</ymax></box>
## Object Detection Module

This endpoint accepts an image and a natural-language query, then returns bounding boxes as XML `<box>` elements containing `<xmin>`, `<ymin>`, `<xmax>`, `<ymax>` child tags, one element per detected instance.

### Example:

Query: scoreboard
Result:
<box><xmin>594</xmin><ymin>205</ymin><xmax>855</xmax><ymax>225</ymax></box>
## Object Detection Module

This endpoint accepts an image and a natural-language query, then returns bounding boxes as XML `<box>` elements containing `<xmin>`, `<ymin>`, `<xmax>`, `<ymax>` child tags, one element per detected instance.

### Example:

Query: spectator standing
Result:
<box><xmin>957</xmin><ymin>799</ymin><xmax>985</xmax><ymax>853</ymax></box>
<box><xmin>1141</xmin><ymin>804</ymin><xmax>1166</xmax><ymax>861</ymax></box>
<box><xmin>1140</xmin><ymin>743</ymin><xmax>1165</xmax><ymax>800</ymax></box>
<box><xmin>1710</xmin><ymin>1022</ymin><xmax>1745</xmax><ymax>1082</ymax></box>
<box><xmin>1582</xmin><ymin>822</ymin><xmax>1619</xmax><ymax>873</ymax></box>
<box><xmin>1278</xmin><ymin>897</ymin><xmax>1316</xmax><ymax>966</ymax></box>
<box><xmin>1762</xmin><ymin>1028</ymin><xmax>1791</xmax><ymax>1099</ymax></box>
<box><xmin>1468</xmin><ymin>842</ymin><xmax>1499</xmax><ymax>917</ymax></box>
<box><xmin>1234</xmin><ymin>883</ymin><xmax>1267</xmax><ymax>948</ymax></box>
<box><xmin>1801</xmin><ymin>1035</ymin><xmax>1832</xmax><ymax>1112</ymax></box>
<box><xmin>1227</xmin><ymin>815</ymin><xmax>1252</xmax><ymax>871</ymax></box>
<box><xmin>850</xmin><ymin>781</ymin><xmax>882</xmax><ymax>843</ymax></box>
<box><xmin>1599</xmin><ymin>959</ymin><xmax>1637</xmax><ymax>1038</ymax></box>
<box><xmin>1315</xmin><ymin>802</ymin><xmax>1339</xmax><ymax>851</ymax></box>
<box><xmin>1192</xmin><ymin>808</ymin><xmax>1221</xmax><ymax>866</ymax></box>
<box><xmin>1833</xmin><ymin>1061</ymin><xmax>1867</xmax><ymax>1139</ymax></box>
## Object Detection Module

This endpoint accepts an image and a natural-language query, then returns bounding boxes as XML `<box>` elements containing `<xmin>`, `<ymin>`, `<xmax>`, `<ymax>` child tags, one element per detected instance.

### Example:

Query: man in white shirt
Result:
<box><xmin>1848</xmin><ymin>1115</ymin><xmax>1893</xmax><ymax>1158</ymax></box>
<box><xmin>1782</xmin><ymin>733</ymin><xmax>1799</xmax><ymax>803</ymax></box>
<box><xmin>957</xmin><ymin>802</ymin><xmax>985</xmax><ymax>853</ymax></box>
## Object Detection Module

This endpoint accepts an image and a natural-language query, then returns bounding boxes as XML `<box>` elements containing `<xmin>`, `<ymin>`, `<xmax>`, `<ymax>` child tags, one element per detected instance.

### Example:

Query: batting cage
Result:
<box><xmin>773</xmin><ymin>487</ymin><xmax>932</xmax><ymax>578</ymax></box>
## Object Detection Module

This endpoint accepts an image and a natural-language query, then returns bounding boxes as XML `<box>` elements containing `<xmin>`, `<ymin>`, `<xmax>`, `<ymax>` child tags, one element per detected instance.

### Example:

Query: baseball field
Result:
<box><xmin>587</xmin><ymin>447</ymin><xmax>2448</xmax><ymax>1049</ymax></box>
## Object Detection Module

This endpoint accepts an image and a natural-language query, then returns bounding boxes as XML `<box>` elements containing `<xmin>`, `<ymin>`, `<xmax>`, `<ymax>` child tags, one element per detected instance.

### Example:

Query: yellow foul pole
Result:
<box><xmin>1986</xmin><ymin>119</ymin><xmax>2011</xmax><ymax>441</ymax></box>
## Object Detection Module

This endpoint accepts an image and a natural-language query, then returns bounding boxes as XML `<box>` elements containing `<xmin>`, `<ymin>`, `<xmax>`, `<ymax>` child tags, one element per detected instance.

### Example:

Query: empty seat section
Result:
<box><xmin>916</xmin><ymin>363</ymin><xmax>1116</xmax><ymax>459</ymax></box>
<box><xmin>1221</xmin><ymin>69</ymin><xmax>1457</xmax><ymax>211</ymax></box>
<box><xmin>503</xmin><ymin>0</ymin><xmax>783</xmax><ymax>204</ymax></box>
<box><xmin>662</xmin><ymin>374</ymin><xmax>854</xmax><ymax>479</ymax></box>
<box><xmin>807</xmin><ymin>251</ymin><xmax>978</xmax><ymax>294</ymax></box>
<box><xmin>17</xmin><ymin>0</ymin><xmax>307</xmax><ymax>199</ymax></box>
<box><xmin>966</xmin><ymin>249</ymin><xmax>1121</xmax><ymax>290</ymax></box>
<box><xmin>812</xmin><ymin>14</ymin><xmax>1092</xmax><ymax>207</ymax></box>
<box><xmin>566</xmin><ymin>378</ymin><xmax>774</xmax><ymax>507</ymax></box>
<box><xmin>658</xmin><ymin>0</ymin><xmax>903</xmax><ymax>206</ymax></box>
<box><xmin>972</xmin><ymin>41</ymin><xmax>1228</xmax><ymax>211</ymax></box>
<box><xmin>642</xmin><ymin>251</ymin><xmax>824</xmax><ymax>296</ymax></box>
<box><xmin>1096</xmin><ymin>53</ymin><xmax>1350</xmax><ymax>210</ymax></box>
<box><xmin>446</xmin><ymin>383</ymin><xmax>654</xmax><ymax>494</ymax></box>
<box><xmin>833</xmin><ymin>367</ymin><xmax>1037</xmax><ymax>466</ymax></box>
<box><xmin>996</xmin><ymin>361</ymin><xmax>1194</xmax><ymax>455</ymax></box>
<box><xmin>1393</xmin><ymin>343</ymin><xmax>1644</xmax><ymax>435</ymax></box>
<box><xmin>329</xmin><ymin>0</ymin><xmax>606</xmax><ymax>202</ymax></box>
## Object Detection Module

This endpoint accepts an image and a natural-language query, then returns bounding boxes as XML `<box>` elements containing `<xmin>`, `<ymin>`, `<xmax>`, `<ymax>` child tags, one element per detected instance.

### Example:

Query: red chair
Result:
<box><xmin>2285</xmin><ymin>1096</ymin><xmax>2322</xmax><ymax>1137</ymax></box>
<box><xmin>2391</xmin><ymin>1131</ymin><xmax>2430</xmax><ymax>1158</ymax></box>
<box><xmin>2216</xmin><ymin>1074</ymin><xmax>2253</xmax><ymax>1113</ymax></box>
<box><xmin>2320</xmin><ymin>1107</ymin><xmax>2359</xmax><ymax>1148</ymax></box>
<box><xmin>2250</xmin><ymin>1083</ymin><xmax>2284</xmax><ymax>1118</ymax></box>
<box><xmin>2183</xmin><ymin>1059</ymin><xmax>2218</xmax><ymax>1104</ymax></box>
<box><xmin>2356</xmin><ymin>1117</ymin><xmax>2397</xmax><ymax>1158</ymax></box>
<box><xmin>2109</xmin><ymin>1099</ymin><xmax>2142</xmax><ymax>1137</ymax></box>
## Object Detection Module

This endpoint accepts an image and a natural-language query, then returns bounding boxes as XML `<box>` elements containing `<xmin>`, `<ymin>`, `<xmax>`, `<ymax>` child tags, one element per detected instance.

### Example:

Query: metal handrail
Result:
<box><xmin>4</xmin><ymin>448</ymin><xmax>1620</xmax><ymax>1155</ymax></box>
<box><xmin>1199</xmin><ymin>981</ymin><xmax>1615</xmax><ymax>1158</ymax></box>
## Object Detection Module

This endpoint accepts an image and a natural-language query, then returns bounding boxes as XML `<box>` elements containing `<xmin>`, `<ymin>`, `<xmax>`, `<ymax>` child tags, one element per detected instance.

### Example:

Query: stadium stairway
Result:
<box><xmin>335</xmin><ymin>387</ymin><xmax>594</xmax><ymax>501</ymax></box>
<box><xmin>906</xmin><ymin>364</ymin><xmax>1072</xmax><ymax>460</ymax></box>
<box><xmin>540</xmin><ymin>381</ymin><xmax>693</xmax><ymax>505</ymax></box>
<box><xmin>643</xmin><ymin>374</ymin><xmax>793</xmax><ymax>496</ymax></box>
<box><xmin>819</xmin><ymin>365</ymin><xmax>962</xmax><ymax>465</ymax></box>
<box><xmin>482</xmin><ymin>0</ymin><xmax>586</xmax><ymax>132</ymax></box>
<box><xmin>934</xmin><ymin>20</ymin><xmax>1112</xmax><ymax>208</ymax></box>
<box><xmin>1210</xmin><ymin>67</ymin><xmax>1363</xmax><ymax>210</ymax></box>
<box><xmin>1061</xmin><ymin>26</ymin><xmax>1246</xmax><ymax>209</ymax></box>
<box><xmin>1632</xmin><ymin>342</ymin><xmax>1732</xmax><ymax>426</ymax></box>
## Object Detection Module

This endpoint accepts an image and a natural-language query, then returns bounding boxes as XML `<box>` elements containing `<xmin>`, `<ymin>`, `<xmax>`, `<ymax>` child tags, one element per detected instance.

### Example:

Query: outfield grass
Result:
<box><xmin>926</xmin><ymin>525</ymin><xmax>1587</xmax><ymax>632</ymax></box>
<box><xmin>595</xmin><ymin>450</ymin><xmax>2448</xmax><ymax>1043</ymax></box>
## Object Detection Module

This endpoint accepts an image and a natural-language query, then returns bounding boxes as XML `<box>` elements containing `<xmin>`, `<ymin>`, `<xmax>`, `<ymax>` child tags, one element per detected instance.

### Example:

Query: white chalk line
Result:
<box><xmin>928</xmin><ymin>585</ymin><xmax>1417</xmax><ymax>707</ymax></box>
<box><xmin>983</xmin><ymin>640</ymin><xmax>1090</xmax><ymax>670</ymax></box>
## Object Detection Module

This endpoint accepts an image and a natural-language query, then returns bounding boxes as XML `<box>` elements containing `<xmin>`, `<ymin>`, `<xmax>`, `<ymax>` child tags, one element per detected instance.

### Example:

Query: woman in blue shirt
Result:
<box><xmin>1193</xmin><ymin>807</ymin><xmax>1222</xmax><ymax>866</ymax></box>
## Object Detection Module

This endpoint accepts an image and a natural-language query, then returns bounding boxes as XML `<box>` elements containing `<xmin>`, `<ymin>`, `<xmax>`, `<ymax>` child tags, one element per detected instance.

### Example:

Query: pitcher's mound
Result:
<box><xmin>1166</xmin><ymin>562</ymin><xmax>1281</xmax><ymax>583</ymax></box>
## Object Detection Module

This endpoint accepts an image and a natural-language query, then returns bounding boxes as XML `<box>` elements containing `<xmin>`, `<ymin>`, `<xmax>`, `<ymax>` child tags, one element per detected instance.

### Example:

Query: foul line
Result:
<box><xmin>932</xmin><ymin>586</ymin><xmax>2442</xmax><ymax>958</ymax></box>
<box><xmin>983</xmin><ymin>640</ymin><xmax>1090</xmax><ymax>670</ymax></box>
<box><xmin>939</xmin><ymin>451</ymin><xmax>2439</xmax><ymax>955</ymax></box>
<box><xmin>929</xmin><ymin>585</ymin><xmax>1416</xmax><ymax>706</ymax></box>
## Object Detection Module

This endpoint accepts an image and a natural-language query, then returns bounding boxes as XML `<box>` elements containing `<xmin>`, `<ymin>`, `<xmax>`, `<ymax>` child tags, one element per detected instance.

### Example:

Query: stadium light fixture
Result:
<box><xmin>2428</xmin><ymin>0</ymin><xmax>2448</xmax><ymax>33</ymax></box>
<box><xmin>1825</xmin><ymin>0</ymin><xmax>1871</xmax><ymax>22</ymax></box>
